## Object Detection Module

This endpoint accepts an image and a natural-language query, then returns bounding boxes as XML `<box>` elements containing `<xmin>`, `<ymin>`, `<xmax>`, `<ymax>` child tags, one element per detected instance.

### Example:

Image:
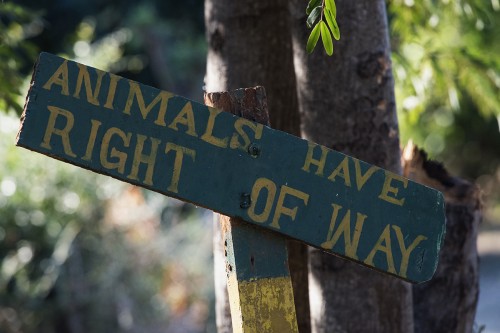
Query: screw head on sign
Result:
<box><xmin>240</xmin><ymin>193</ymin><xmax>251</xmax><ymax>209</ymax></box>
<box><xmin>248</xmin><ymin>143</ymin><xmax>261</xmax><ymax>158</ymax></box>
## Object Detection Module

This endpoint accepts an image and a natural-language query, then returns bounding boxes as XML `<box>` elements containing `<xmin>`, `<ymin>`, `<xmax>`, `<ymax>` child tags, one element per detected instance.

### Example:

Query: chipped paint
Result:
<box><xmin>228</xmin><ymin>273</ymin><xmax>298</xmax><ymax>333</ymax></box>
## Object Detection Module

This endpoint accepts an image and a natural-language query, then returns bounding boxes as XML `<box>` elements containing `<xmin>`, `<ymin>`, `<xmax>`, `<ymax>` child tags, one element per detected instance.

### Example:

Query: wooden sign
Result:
<box><xmin>17</xmin><ymin>53</ymin><xmax>446</xmax><ymax>283</ymax></box>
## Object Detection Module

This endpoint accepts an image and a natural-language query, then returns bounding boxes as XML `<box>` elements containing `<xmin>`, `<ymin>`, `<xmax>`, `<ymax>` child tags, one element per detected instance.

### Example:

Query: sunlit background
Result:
<box><xmin>1</xmin><ymin>0</ymin><xmax>499</xmax><ymax>332</ymax></box>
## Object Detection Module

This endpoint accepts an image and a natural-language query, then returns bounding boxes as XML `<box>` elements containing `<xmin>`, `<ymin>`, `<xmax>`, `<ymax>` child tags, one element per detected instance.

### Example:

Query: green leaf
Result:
<box><xmin>307</xmin><ymin>6</ymin><xmax>321</xmax><ymax>29</ymax></box>
<box><xmin>306</xmin><ymin>22</ymin><xmax>321</xmax><ymax>54</ymax></box>
<box><xmin>306</xmin><ymin>0</ymin><xmax>321</xmax><ymax>15</ymax></box>
<box><xmin>325</xmin><ymin>0</ymin><xmax>337</xmax><ymax>18</ymax></box>
<box><xmin>325</xmin><ymin>8</ymin><xmax>340</xmax><ymax>40</ymax></box>
<box><xmin>320</xmin><ymin>21</ymin><xmax>333</xmax><ymax>56</ymax></box>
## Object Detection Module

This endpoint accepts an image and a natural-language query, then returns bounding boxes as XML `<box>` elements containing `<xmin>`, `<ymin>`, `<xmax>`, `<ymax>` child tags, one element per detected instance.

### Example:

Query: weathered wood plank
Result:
<box><xmin>205</xmin><ymin>87</ymin><xmax>298</xmax><ymax>333</ymax></box>
<box><xmin>17</xmin><ymin>53</ymin><xmax>446</xmax><ymax>283</ymax></box>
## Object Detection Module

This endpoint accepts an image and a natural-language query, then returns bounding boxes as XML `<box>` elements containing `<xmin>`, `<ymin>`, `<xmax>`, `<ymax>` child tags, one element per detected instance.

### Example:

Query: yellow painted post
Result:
<box><xmin>205</xmin><ymin>87</ymin><xmax>298</xmax><ymax>333</ymax></box>
<box><xmin>222</xmin><ymin>217</ymin><xmax>298</xmax><ymax>332</ymax></box>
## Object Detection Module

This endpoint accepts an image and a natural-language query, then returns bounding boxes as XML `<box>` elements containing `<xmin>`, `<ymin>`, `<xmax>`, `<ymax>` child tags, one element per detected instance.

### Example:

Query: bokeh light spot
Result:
<box><xmin>1</xmin><ymin>178</ymin><xmax>17</xmax><ymax>197</ymax></box>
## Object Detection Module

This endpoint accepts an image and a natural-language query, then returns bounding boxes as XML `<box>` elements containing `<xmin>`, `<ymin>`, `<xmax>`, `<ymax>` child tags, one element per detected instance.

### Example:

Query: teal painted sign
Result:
<box><xmin>17</xmin><ymin>53</ymin><xmax>445</xmax><ymax>283</ymax></box>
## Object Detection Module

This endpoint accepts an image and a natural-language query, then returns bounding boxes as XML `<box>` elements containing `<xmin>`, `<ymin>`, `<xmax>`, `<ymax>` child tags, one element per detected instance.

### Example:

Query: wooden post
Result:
<box><xmin>204</xmin><ymin>87</ymin><xmax>299</xmax><ymax>333</ymax></box>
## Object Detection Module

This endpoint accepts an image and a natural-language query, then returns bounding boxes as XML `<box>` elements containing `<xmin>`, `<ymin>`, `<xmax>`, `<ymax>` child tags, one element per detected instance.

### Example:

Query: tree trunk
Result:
<box><xmin>204</xmin><ymin>1</ymin><xmax>309</xmax><ymax>331</ymax></box>
<box><xmin>204</xmin><ymin>0</ymin><xmax>300</xmax><ymax>133</ymax></box>
<box><xmin>289</xmin><ymin>1</ymin><xmax>413</xmax><ymax>332</ymax></box>
<box><xmin>403</xmin><ymin>143</ymin><xmax>481</xmax><ymax>333</ymax></box>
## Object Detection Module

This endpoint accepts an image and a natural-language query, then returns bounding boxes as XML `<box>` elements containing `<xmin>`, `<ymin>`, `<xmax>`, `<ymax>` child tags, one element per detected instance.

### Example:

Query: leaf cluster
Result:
<box><xmin>306</xmin><ymin>0</ymin><xmax>340</xmax><ymax>56</ymax></box>
<box><xmin>389</xmin><ymin>0</ymin><xmax>500</xmax><ymax>212</ymax></box>
<box><xmin>389</xmin><ymin>0</ymin><xmax>500</xmax><ymax>121</ymax></box>
<box><xmin>0</xmin><ymin>3</ymin><xmax>39</xmax><ymax>114</ymax></box>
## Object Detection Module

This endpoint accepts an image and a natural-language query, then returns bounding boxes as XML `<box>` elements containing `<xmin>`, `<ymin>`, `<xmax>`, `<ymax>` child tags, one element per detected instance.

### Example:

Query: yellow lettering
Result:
<box><xmin>124</xmin><ymin>81</ymin><xmax>173</xmax><ymax>126</ymax></box>
<box><xmin>104</xmin><ymin>74</ymin><xmax>122</xmax><ymax>110</ymax></box>
<box><xmin>270</xmin><ymin>186</ymin><xmax>309</xmax><ymax>229</ymax></box>
<box><xmin>82</xmin><ymin>119</ymin><xmax>102</xmax><ymax>161</ymax></box>
<box><xmin>392</xmin><ymin>226</ymin><xmax>427</xmax><ymax>278</ymax></box>
<box><xmin>40</xmin><ymin>106</ymin><xmax>76</xmax><ymax>157</ymax></box>
<box><xmin>229</xmin><ymin>118</ymin><xmax>263</xmax><ymax>151</ymax></box>
<box><xmin>201</xmin><ymin>107</ymin><xmax>229</xmax><ymax>148</ymax></box>
<box><xmin>321</xmin><ymin>204</ymin><xmax>367</xmax><ymax>259</ymax></box>
<box><xmin>42</xmin><ymin>60</ymin><xmax>69</xmax><ymax>95</ymax></box>
<box><xmin>168</xmin><ymin>102</ymin><xmax>198</xmax><ymax>137</ymax></box>
<box><xmin>378</xmin><ymin>172</ymin><xmax>408</xmax><ymax>206</ymax></box>
<box><xmin>73</xmin><ymin>64</ymin><xmax>105</xmax><ymax>106</ymax></box>
<box><xmin>302</xmin><ymin>142</ymin><xmax>328</xmax><ymax>176</ymax></box>
<box><xmin>364</xmin><ymin>224</ymin><xmax>396</xmax><ymax>274</ymax></box>
<box><xmin>127</xmin><ymin>134</ymin><xmax>161</xmax><ymax>186</ymax></box>
<box><xmin>164</xmin><ymin>143</ymin><xmax>196</xmax><ymax>193</ymax></box>
<box><xmin>248</xmin><ymin>178</ymin><xmax>277</xmax><ymax>223</ymax></box>
<box><xmin>353</xmin><ymin>159</ymin><xmax>379</xmax><ymax>191</ymax></box>
<box><xmin>100</xmin><ymin>127</ymin><xmax>131</xmax><ymax>173</ymax></box>
<box><xmin>327</xmin><ymin>156</ymin><xmax>351</xmax><ymax>187</ymax></box>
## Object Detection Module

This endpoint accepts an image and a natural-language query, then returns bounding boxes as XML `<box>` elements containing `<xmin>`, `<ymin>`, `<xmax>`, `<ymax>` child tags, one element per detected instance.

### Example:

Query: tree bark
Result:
<box><xmin>204</xmin><ymin>1</ymin><xmax>309</xmax><ymax>331</ymax></box>
<box><xmin>205</xmin><ymin>0</ymin><xmax>300</xmax><ymax>133</ymax></box>
<box><xmin>289</xmin><ymin>1</ymin><xmax>413</xmax><ymax>332</ymax></box>
<box><xmin>402</xmin><ymin>143</ymin><xmax>481</xmax><ymax>333</ymax></box>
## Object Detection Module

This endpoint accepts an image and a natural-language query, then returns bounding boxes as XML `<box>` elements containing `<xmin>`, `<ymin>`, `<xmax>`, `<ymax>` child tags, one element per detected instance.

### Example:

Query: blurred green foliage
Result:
<box><xmin>1</xmin><ymin>1</ymin><xmax>212</xmax><ymax>332</ymax></box>
<box><xmin>390</xmin><ymin>0</ymin><xmax>499</xmax><ymax>118</ymax></box>
<box><xmin>0</xmin><ymin>3</ymin><xmax>39</xmax><ymax>114</ymax></box>
<box><xmin>0</xmin><ymin>0</ymin><xmax>206</xmax><ymax>107</ymax></box>
<box><xmin>0</xmin><ymin>114</ymin><xmax>214</xmax><ymax>332</ymax></box>
<box><xmin>1</xmin><ymin>113</ymin><xmax>112</xmax><ymax>331</ymax></box>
